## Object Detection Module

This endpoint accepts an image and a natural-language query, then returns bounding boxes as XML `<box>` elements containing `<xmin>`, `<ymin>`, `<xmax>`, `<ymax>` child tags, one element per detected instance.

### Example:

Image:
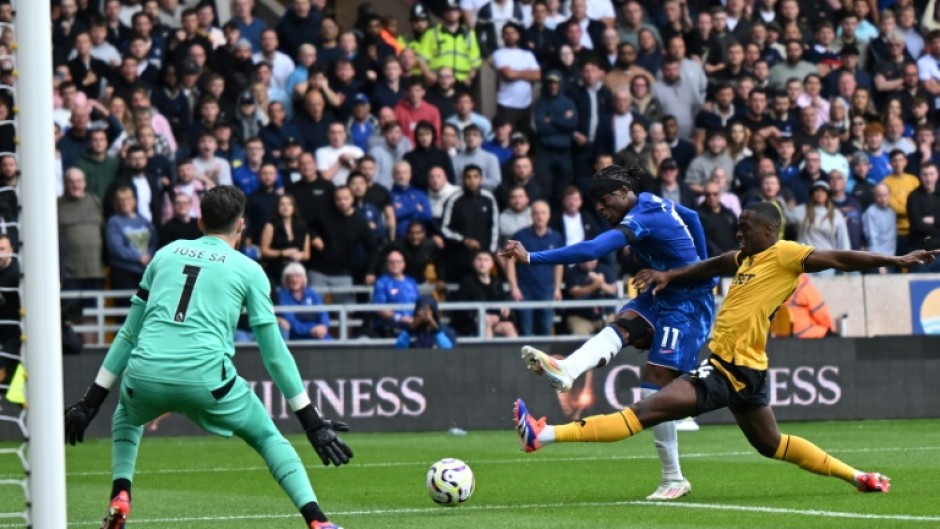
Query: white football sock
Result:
<box><xmin>642</xmin><ymin>387</ymin><xmax>684</xmax><ymax>482</ymax></box>
<box><xmin>562</xmin><ymin>326</ymin><xmax>624</xmax><ymax>380</ymax></box>
<box><xmin>537</xmin><ymin>425</ymin><xmax>556</xmax><ymax>445</ymax></box>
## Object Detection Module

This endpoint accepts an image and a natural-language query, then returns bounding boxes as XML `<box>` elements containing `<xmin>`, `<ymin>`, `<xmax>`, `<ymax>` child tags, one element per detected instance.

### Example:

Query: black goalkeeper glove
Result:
<box><xmin>296</xmin><ymin>405</ymin><xmax>353</xmax><ymax>466</ymax></box>
<box><xmin>65</xmin><ymin>383</ymin><xmax>109</xmax><ymax>446</ymax></box>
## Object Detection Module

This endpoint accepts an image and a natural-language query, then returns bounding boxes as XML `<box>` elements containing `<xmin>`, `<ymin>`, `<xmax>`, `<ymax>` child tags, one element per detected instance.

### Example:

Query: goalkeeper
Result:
<box><xmin>65</xmin><ymin>186</ymin><xmax>352</xmax><ymax>529</ymax></box>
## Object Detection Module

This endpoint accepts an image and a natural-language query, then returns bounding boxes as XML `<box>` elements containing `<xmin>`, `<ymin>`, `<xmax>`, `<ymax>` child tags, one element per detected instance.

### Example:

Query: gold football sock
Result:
<box><xmin>774</xmin><ymin>434</ymin><xmax>857</xmax><ymax>484</ymax></box>
<box><xmin>554</xmin><ymin>408</ymin><xmax>644</xmax><ymax>443</ymax></box>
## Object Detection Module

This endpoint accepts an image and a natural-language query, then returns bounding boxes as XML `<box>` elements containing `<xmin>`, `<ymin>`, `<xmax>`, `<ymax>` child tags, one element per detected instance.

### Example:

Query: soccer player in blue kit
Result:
<box><xmin>64</xmin><ymin>187</ymin><xmax>352</xmax><ymax>529</ymax></box>
<box><xmin>502</xmin><ymin>163</ymin><xmax>715</xmax><ymax>501</ymax></box>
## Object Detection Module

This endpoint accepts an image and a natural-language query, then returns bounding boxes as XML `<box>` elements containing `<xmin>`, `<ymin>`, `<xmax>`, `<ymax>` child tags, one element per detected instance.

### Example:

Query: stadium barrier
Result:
<box><xmin>62</xmin><ymin>273</ymin><xmax>940</xmax><ymax>345</ymax></box>
<box><xmin>45</xmin><ymin>336</ymin><xmax>940</xmax><ymax>438</ymax></box>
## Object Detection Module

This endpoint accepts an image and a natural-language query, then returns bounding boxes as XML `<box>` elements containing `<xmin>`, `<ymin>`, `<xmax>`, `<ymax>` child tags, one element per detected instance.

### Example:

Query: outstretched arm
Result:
<box><xmin>502</xmin><ymin>229</ymin><xmax>629</xmax><ymax>265</ymax></box>
<box><xmin>804</xmin><ymin>248</ymin><xmax>940</xmax><ymax>273</ymax></box>
<box><xmin>633</xmin><ymin>252</ymin><xmax>739</xmax><ymax>295</ymax></box>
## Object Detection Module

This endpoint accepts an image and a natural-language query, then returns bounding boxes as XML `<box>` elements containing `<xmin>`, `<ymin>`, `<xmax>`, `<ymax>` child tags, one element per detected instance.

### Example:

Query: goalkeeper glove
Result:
<box><xmin>296</xmin><ymin>405</ymin><xmax>353</xmax><ymax>466</ymax></box>
<box><xmin>65</xmin><ymin>383</ymin><xmax>109</xmax><ymax>446</ymax></box>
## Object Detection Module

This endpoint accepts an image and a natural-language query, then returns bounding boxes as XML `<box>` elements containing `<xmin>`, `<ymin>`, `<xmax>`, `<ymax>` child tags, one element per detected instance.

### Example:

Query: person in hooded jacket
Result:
<box><xmin>404</xmin><ymin>119</ymin><xmax>456</xmax><ymax>189</ymax></box>
<box><xmin>394</xmin><ymin>295</ymin><xmax>456</xmax><ymax>349</ymax></box>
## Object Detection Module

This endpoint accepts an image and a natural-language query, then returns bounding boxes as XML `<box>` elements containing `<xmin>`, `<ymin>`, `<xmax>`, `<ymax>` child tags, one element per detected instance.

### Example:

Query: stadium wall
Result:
<box><xmin>47</xmin><ymin>337</ymin><xmax>940</xmax><ymax>439</ymax></box>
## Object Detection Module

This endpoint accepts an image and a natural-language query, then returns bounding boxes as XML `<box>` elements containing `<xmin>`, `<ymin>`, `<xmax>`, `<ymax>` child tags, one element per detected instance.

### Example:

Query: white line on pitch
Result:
<box><xmin>1</xmin><ymin>499</ymin><xmax>938</xmax><ymax>527</ymax></box>
<box><xmin>13</xmin><ymin>444</ymin><xmax>936</xmax><ymax>479</ymax></box>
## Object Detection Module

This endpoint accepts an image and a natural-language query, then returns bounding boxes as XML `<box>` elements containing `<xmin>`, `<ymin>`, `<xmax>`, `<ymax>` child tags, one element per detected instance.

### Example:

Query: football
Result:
<box><xmin>426</xmin><ymin>458</ymin><xmax>475</xmax><ymax>506</ymax></box>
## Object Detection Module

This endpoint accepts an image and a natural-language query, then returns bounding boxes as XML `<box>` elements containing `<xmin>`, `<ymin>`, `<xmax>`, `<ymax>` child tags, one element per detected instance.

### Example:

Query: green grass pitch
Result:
<box><xmin>2</xmin><ymin>419</ymin><xmax>940</xmax><ymax>528</ymax></box>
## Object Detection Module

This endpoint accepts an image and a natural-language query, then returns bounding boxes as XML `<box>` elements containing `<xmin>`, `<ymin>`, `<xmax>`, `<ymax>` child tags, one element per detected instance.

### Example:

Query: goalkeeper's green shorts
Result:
<box><xmin>115</xmin><ymin>373</ymin><xmax>271</xmax><ymax>438</ymax></box>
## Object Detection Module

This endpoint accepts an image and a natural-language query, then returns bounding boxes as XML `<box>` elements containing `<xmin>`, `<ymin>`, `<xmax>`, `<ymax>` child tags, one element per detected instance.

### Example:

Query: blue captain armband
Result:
<box><xmin>529</xmin><ymin>229</ymin><xmax>630</xmax><ymax>265</ymax></box>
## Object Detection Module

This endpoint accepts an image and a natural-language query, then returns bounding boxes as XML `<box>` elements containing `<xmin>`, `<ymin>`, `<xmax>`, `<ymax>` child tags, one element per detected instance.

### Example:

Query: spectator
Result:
<box><xmin>482</xmin><ymin>117</ymin><xmax>515</xmax><ymax>165</ymax></box>
<box><xmin>425</xmin><ymin>66</ymin><xmax>458</xmax><ymax>119</ymax></box>
<box><xmin>818</xmin><ymin>126</ymin><xmax>849</xmax><ymax>179</ymax></box>
<box><xmin>371</xmin><ymin>55</ymin><xmax>407</xmax><ymax>112</ymax></box>
<box><xmin>275</xmin><ymin>262</ymin><xmax>331</xmax><ymax>341</ymax></box>
<box><xmin>383</xmin><ymin>220</ymin><xmax>442</xmax><ymax>285</ymax></box>
<box><xmin>252</xmin><ymin>28</ymin><xmax>294</xmax><ymax>90</ymax></box>
<box><xmin>769</xmin><ymin>39</ymin><xmax>817</xmax><ymax>91</ymax></box>
<box><xmin>106</xmin><ymin>185</ymin><xmax>157</xmax><ymax>292</ymax></box>
<box><xmin>533</xmin><ymin>70</ymin><xmax>578</xmax><ymax>197</ymax></box>
<box><xmin>348</xmin><ymin>172</ymin><xmax>391</xmax><ymax>246</ymax></box>
<box><xmin>492</xmin><ymin>21</ymin><xmax>540</xmax><ymax>134</ymax></box>
<box><xmin>260</xmin><ymin>193</ymin><xmax>311</xmax><ymax>285</ymax></box>
<box><xmin>394</xmin><ymin>296</ymin><xmax>456</xmax><ymax>349</ymax></box>
<box><xmin>506</xmin><ymin>200</ymin><xmax>563</xmax><ymax>336</ymax></box>
<box><xmin>829</xmin><ymin>170</ymin><xmax>865</xmax><ymax>250</ymax></box>
<box><xmin>884</xmin><ymin>149</ymin><xmax>921</xmax><ymax>248</ymax></box>
<box><xmin>563</xmin><ymin>259</ymin><xmax>617</xmax><ymax>335</ymax></box>
<box><xmin>451</xmin><ymin>124</ymin><xmax>502</xmax><ymax>190</ymax></box>
<box><xmin>315</xmin><ymin>122</ymin><xmax>364</xmax><ymax>186</ymax></box>
<box><xmin>230</xmin><ymin>0</ymin><xmax>268</xmax><ymax>51</ymax></box>
<box><xmin>404</xmin><ymin>120</ymin><xmax>456</xmax><ymax>190</ymax></box>
<box><xmin>568</xmin><ymin>58</ymin><xmax>614</xmax><ymax>175</ymax></box>
<box><xmin>495</xmin><ymin>155</ymin><xmax>543</xmax><ymax>210</ymax></box>
<box><xmin>191</xmin><ymin>133</ymin><xmax>233</xmax><ymax>187</ymax></box>
<box><xmin>788</xmin><ymin>148</ymin><xmax>830</xmax><ymax>205</ymax></box>
<box><xmin>394</xmin><ymin>82</ymin><xmax>441</xmax><ymax>146</ymax></box>
<box><xmin>653</xmin><ymin>158</ymin><xmax>696</xmax><ymax>210</ymax></box>
<box><xmin>446</xmin><ymin>90</ymin><xmax>493</xmax><ymax>143</ymax></box>
<box><xmin>245</xmin><ymin>164</ymin><xmax>282</xmax><ymax>243</ymax></box>
<box><xmin>452</xmin><ymin>251</ymin><xmax>517</xmax><ymax>338</ymax></box>
<box><xmin>276</xmin><ymin>0</ymin><xmax>323</xmax><ymax>60</ymax></box>
<box><xmin>158</xmin><ymin>192</ymin><xmax>201</xmax><ymax>249</ymax></box>
<box><xmin>106</xmin><ymin>146</ymin><xmax>162</xmax><ymax>224</ymax></box>
<box><xmin>68</xmin><ymin>32</ymin><xmax>108</xmax><ymax>100</ymax></box>
<box><xmin>259</xmin><ymin>101</ymin><xmax>301</xmax><ymax>157</ymax></box>
<box><xmin>499</xmin><ymin>186</ymin><xmax>533</xmax><ymax>243</ymax></box>
<box><xmin>58</xmin><ymin>168</ymin><xmax>105</xmax><ymax>294</ymax></box>
<box><xmin>786</xmin><ymin>181</ymin><xmax>851</xmax><ymax>272</ymax></box>
<box><xmin>441</xmin><ymin>164</ymin><xmax>500</xmax><ymax>281</ymax></box>
<box><xmin>907</xmin><ymin>163</ymin><xmax>940</xmax><ymax>272</ymax></box>
<box><xmin>697</xmin><ymin>181</ymin><xmax>739</xmax><ymax>258</ymax></box>
<box><xmin>232</xmin><ymin>136</ymin><xmax>267</xmax><ymax>195</ymax></box>
<box><xmin>161</xmin><ymin>158</ymin><xmax>208</xmax><ymax>224</ymax></box>
<box><xmin>292</xmin><ymin>89</ymin><xmax>335</xmax><ymax>150</ymax></box>
<box><xmin>693</xmin><ymin>82</ymin><xmax>738</xmax><ymax>152</ymax></box>
<box><xmin>862</xmin><ymin>183</ymin><xmax>897</xmax><ymax>273</ymax></box>
<box><xmin>309</xmin><ymin>185</ymin><xmax>378</xmax><ymax>303</ymax></box>
<box><xmin>848</xmin><ymin>151</ymin><xmax>876</xmax><ymax>210</ymax></box>
<box><xmin>288</xmin><ymin>152</ymin><xmax>336</xmax><ymax>231</ymax></box>
<box><xmin>686</xmin><ymin>130</ymin><xmax>734</xmax><ymax>195</ymax></box>
<box><xmin>427</xmin><ymin>165</ymin><xmax>460</xmax><ymax>227</ymax></box>
<box><xmin>783</xmin><ymin>274</ymin><xmax>836</xmax><ymax>338</ymax></box>
<box><xmin>371</xmin><ymin>249</ymin><xmax>421</xmax><ymax>337</ymax></box>
<box><xmin>390</xmin><ymin>161</ymin><xmax>433</xmax><ymax>240</ymax></box>
<box><xmin>863</xmin><ymin>122</ymin><xmax>892</xmax><ymax>184</ymax></box>
<box><xmin>368</xmin><ymin>120</ymin><xmax>412</xmax><ymax>189</ymax></box>
<box><xmin>73</xmin><ymin>128</ymin><xmax>120</xmax><ymax>201</ymax></box>
<box><xmin>419</xmin><ymin>0</ymin><xmax>482</xmax><ymax>86</ymax></box>
<box><xmin>652</xmin><ymin>56</ymin><xmax>701</xmax><ymax>141</ymax></box>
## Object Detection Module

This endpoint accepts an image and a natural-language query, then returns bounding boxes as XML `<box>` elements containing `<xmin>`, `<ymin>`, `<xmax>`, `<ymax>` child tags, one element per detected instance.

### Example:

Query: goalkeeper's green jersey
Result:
<box><xmin>124</xmin><ymin>236</ymin><xmax>276</xmax><ymax>385</ymax></box>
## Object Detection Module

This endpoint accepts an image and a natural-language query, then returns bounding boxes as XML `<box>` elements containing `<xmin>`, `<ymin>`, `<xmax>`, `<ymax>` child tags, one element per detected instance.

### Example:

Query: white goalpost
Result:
<box><xmin>15</xmin><ymin>0</ymin><xmax>68</xmax><ymax>526</ymax></box>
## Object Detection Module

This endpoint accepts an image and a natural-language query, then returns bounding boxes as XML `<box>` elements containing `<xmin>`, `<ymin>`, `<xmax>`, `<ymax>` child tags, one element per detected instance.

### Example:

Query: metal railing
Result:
<box><xmin>64</xmin><ymin>288</ymin><xmax>633</xmax><ymax>346</ymax></box>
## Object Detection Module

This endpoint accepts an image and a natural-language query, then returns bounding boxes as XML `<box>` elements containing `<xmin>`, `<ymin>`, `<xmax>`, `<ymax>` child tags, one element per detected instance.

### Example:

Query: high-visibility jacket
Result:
<box><xmin>786</xmin><ymin>274</ymin><xmax>834</xmax><ymax>338</ymax></box>
<box><xmin>418</xmin><ymin>24</ymin><xmax>482</xmax><ymax>82</ymax></box>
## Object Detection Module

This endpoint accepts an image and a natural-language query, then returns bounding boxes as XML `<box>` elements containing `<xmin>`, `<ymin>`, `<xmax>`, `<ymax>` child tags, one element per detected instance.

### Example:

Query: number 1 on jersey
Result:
<box><xmin>175</xmin><ymin>265</ymin><xmax>202</xmax><ymax>322</ymax></box>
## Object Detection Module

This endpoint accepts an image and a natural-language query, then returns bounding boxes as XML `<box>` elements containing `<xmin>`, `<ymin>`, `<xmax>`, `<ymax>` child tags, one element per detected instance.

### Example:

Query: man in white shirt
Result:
<box><xmin>492</xmin><ymin>22</ymin><xmax>541</xmax><ymax>135</ymax></box>
<box><xmin>611</xmin><ymin>88</ymin><xmax>635</xmax><ymax>153</ymax></box>
<box><xmin>191</xmin><ymin>133</ymin><xmax>233</xmax><ymax>187</ymax></box>
<box><xmin>252</xmin><ymin>28</ymin><xmax>295</xmax><ymax>90</ymax></box>
<box><xmin>315</xmin><ymin>122</ymin><xmax>364</xmax><ymax>186</ymax></box>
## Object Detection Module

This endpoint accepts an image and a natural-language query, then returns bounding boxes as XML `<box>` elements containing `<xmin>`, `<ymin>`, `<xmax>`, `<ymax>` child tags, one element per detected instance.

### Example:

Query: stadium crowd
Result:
<box><xmin>35</xmin><ymin>0</ymin><xmax>940</xmax><ymax>341</ymax></box>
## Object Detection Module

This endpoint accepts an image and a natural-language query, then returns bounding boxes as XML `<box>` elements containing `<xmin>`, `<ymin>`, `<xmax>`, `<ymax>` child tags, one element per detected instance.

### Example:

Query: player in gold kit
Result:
<box><xmin>514</xmin><ymin>202</ymin><xmax>940</xmax><ymax>493</ymax></box>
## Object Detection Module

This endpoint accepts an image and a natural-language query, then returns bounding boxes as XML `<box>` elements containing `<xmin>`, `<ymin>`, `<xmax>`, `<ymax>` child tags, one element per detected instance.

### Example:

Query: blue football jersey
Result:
<box><xmin>619</xmin><ymin>193</ymin><xmax>712</xmax><ymax>290</ymax></box>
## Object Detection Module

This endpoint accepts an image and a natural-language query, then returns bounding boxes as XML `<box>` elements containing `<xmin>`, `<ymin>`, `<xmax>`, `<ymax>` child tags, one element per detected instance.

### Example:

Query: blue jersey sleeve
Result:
<box><xmin>675</xmin><ymin>203</ymin><xmax>709</xmax><ymax>262</ymax></box>
<box><xmin>529</xmin><ymin>229</ymin><xmax>628</xmax><ymax>265</ymax></box>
